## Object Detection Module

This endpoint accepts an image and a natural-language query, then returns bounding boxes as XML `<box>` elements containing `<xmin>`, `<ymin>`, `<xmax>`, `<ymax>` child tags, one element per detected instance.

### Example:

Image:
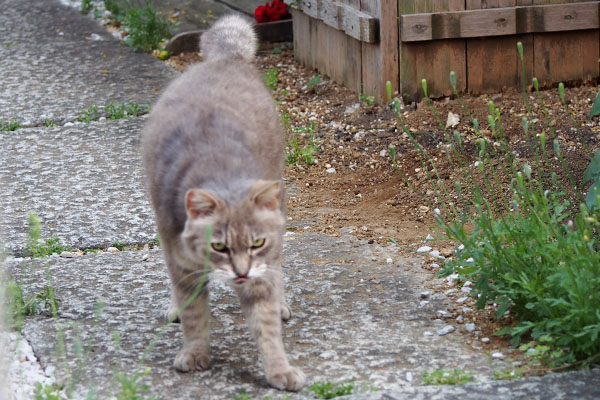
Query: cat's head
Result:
<box><xmin>181</xmin><ymin>180</ymin><xmax>284</xmax><ymax>285</ymax></box>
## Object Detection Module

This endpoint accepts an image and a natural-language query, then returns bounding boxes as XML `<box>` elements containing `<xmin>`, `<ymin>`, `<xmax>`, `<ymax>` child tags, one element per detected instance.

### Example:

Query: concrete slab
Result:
<box><xmin>0</xmin><ymin>0</ymin><xmax>174</xmax><ymax>125</ymax></box>
<box><xmin>6</xmin><ymin>232</ymin><xmax>512</xmax><ymax>398</ymax></box>
<box><xmin>0</xmin><ymin>119</ymin><xmax>156</xmax><ymax>253</ymax></box>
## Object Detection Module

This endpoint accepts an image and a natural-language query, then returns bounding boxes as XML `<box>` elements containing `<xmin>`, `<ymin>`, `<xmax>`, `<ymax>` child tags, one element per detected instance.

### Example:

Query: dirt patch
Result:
<box><xmin>169</xmin><ymin>48</ymin><xmax>600</xmax><ymax>365</ymax></box>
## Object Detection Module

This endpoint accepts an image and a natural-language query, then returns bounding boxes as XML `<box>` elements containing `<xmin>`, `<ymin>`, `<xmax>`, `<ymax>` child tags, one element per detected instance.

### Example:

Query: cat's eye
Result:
<box><xmin>211</xmin><ymin>242</ymin><xmax>228</xmax><ymax>252</ymax></box>
<box><xmin>251</xmin><ymin>238</ymin><xmax>266</xmax><ymax>248</ymax></box>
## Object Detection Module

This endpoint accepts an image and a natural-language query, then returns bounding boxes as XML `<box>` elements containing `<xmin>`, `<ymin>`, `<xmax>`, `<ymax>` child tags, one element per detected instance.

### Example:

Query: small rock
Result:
<box><xmin>59</xmin><ymin>251</ymin><xmax>75</xmax><ymax>258</ymax></box>
<box><xmin>423</xmin><ymin>331</ymin><xmax>433</xmax><ymax>337</ymax></box>
<box><xmin>419</xmin><ymin>300</ymin><xmax>429</xmax><ymax>307</ymax></box>
<box><xmin>107</xmin><ymin>246</ymin><xmax>120</xmax><ymax>253</ymax></box>
<box><xmin>437</xmin><ymin>325</ymin><xmax>455</xmax><ymax>336</ymax></box>
<box><xmin>429</xmin><ymin>250</ymin><xmax>440</xmax><ymax>257</ymax></box>
<box><xmin>463</xmin><ymin>281</ymin><xmax>473</xmax><ymax>287</ymax></box>
<box><xmin>461</xmin><ymin>286</ymin><xmax>472</xmax><ymax>293</ymax></box>
<box><xmin>492</xmin><ymin>352</ymin><xmax>504</xmax><ymax>359</ymax></box>
<box><xmin>386</xmin><ymin>258</ymin><xmax>393</xmax><ymax>264</ymax></box>
<box><xmin>456</xmin><ymin>315</ymin><xmax>464</xmax><ymax>323</ymax></box>
<box><xmin>344</xmin><ymin>103</ymin><xmax>360</xmax><ymax>115</ymax></box>
<box><xmin>141</xmin><ymin>253</ymin><xmax>150</xmax><ymax>261</ymax></box>
<box><xmin>425</xmin><ymin>234</ymin><xmax>434</xmax><ymax>241</ymax></box>
<box><xmin>379</xmin><ymin>149</ymin><xmax>387</xmax><ymax>157</ymax></box>
<box><xmin>437</xmin><ymin>310</ymin><xmax>450</xmax><ymax>317</ymax></box>
<box><xmin>326</xmin><ymin>167</ymin><xmax>336</xmax><ymax>174</ymax></box>
<box><xmin>465</xmin><ymin>323</ymin><xmax>476</xmax><ymax>332</ymax></box>
<box><xmin>482</xmin><ymin>337</ymin><xmax>491</xmax><ymax>344</ymax></box>
<box><xmin>462</xmin><ymin>307</ymin><xmax>473</xmax><ymax>313</ymax></box>
<box><xmin>430</xmin><ymin>263</ymin><xmax>440</xmax><ymax>269</ymax></box>
<box><xmin>456</xmin><ymin>296</ymin><xmax>469</xmax><ymax>303</ymax></box>
<box><xmin>419</xmin><ymin>205</ymin><xmax>429</xmax><ymax>213</ymax></box>
<box><xmin>420</xmin><ymin>291</ymin><xmax>431</xmax><ymax>299</ymax></box>
<box><xmin>417</xmin><ymin>246</ymin><xmax>432</xmax><ymax>253</ymax></box>
<box><xmin>406</xmin><ymin>372</ymin><xmax>413</xmax><ymax>382</ymax></box>
<box><xmin>319</xmin><ymin>350</ymin><xmax>337</xmax><ymax>359</ymax></box>
<box><xmin>446</xmin><ymin>111</ymin><xmax>460</xmax><ymax>129</ymax></box>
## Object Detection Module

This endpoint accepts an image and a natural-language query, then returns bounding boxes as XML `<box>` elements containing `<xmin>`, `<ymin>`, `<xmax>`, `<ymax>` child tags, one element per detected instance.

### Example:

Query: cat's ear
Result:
<box><xmin>249</xmin><ymin>180</ymin><xmax>281</xmax><ymax>211</ymax></box>
<box><xmin>185</xmin><ymin>189</ymin><xmax>224</xmax><ymax>219</ymax></box>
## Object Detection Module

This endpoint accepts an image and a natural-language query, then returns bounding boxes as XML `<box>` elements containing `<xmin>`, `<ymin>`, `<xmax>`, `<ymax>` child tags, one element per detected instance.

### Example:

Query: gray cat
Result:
<box><xmin>141</xmin><ymin>15</ymin><xmax>305</xmax><ymax>391</ymax></box>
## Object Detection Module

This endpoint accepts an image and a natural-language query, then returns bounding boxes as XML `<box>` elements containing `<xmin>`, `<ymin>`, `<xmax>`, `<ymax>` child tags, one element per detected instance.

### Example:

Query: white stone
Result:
<box><xmin>456</xmin><ymin>296</ymin><xmax>469</xmax><ymax>303</ymax></box>
<box><xmin>425</xmin><ymin>234</ymin><xmax>435</xmax><ymax>241</ymax></box>
<box><xmin>429</xmin><ymin>250</ymin><xmax>440</xmax><ymax>257</ymax></box>
<box><xmin>465</xmin><ymin>323</ymin><xmax>476</xmax><ymax>332</ymax></box>
<box><xmin>406</xmin><ymin>372</ymin><xmax>413</xmax><ymax>381</ymax></box>
<box><xmin>326</xmin><ymin>167</ymin><xmax>336</xmax><ymax>174</ymax></box>
<box><xmin>379</xmin><ymin>149</ymin><xmax>387</xmax><ymax>157</ymax></box>
<box><xmin>482</xmin><ymin>337</ymin><xmax>491</xmax><ymax>343</ymax></box>
<box><xmin>106</xmin><ymin>246</ymin><xmax>120</xmax><ymax>253</ymax></box>
<box><xmin>446</xmin><ymin>111</ymin><xmax>460</xmax><ymax>128</ymax></box>
<box><xmin>461</xmin><ymin>286</ymin><xmax>472</xmax><ymax>293</ymax></box>
<box><xmin>417</xmin><ymin>246</ymin><xmax>432</xmax><ymax>253</ymax></box>
<box><xmin>437</xmin><ymin>325</ymin><xmax>455</xmax><ymax>336</ymax></box>
<box><xmin>430</xmin><ymin>263</ymin><xmax>440</xmax><ymax>269</ymax></box>
<box><xmin>492</xmin><ymin>352</ymin><xmax>504</xmax><ymax>359</ymax></box>
<box><xmin>423</xmin><ymin>331</ymin><xmax>434</xmax><ymax>337</ymax></box>
<box><xmin>386</xmin><ymin>258</ymin><xmax>393</xmax><ymax>264</ymax></box>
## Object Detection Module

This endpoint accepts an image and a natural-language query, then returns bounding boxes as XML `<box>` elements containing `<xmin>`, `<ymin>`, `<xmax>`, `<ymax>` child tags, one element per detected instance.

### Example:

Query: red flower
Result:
<box><xmin>254</xmin><ymin>0</ymin><xmax>291</xmax><ymax>23</ymax></box>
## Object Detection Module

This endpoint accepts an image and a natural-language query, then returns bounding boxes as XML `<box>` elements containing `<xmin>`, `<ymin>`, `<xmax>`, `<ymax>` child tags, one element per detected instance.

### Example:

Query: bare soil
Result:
<box><xmin>169</xmin><ymin>48</ymin><xmax>600</xmax><ymax>361</ymax></box>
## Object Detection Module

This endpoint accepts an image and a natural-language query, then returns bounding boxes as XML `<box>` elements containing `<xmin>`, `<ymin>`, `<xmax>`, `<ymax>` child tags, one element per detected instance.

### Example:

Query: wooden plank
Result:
<box><xmin>339</xmin><ymin>2</ymin><xmax>378</xmax><ymax>43</ymax></box>
<box><xmin>401</xmin><ymin>2</ymin><xmax>600</xmax><ymax>41</ymax></box>
<box><xmin>321</xmin><ymin>0</ymin><xmax>341</xmax><ymax>29</ymax></box>
<box><xmin>340</xmin><ymin>0</ymin><xmax>363</xmax><ymax>93</ymax></box>
<box><xmin>399</xmin><ymin>0</ymin><xmax>466</xmax><ymax>100</ymax></box>
<box><xmin>533</xmin><ymin>30</ymin><xmax>599</xmax><ymax>86</ymax></box>
<box><xmin>298</xmin><ymin>0</ymin><xmax>321</xmax><ymax>19</ymax></box>
<box><xmin>360</xmin><ymin>0</ymin><xmax>381</xmax><ymax>100</ymax></box>
<box><xmin>291</xmin><ymin>9</ymin><xmax>310</xmax><ymax>67</ymax></box>
<box><xmin>380</xmin><ymin>0</ymin><xmax>400</xmax><ymax>101</ymax></box>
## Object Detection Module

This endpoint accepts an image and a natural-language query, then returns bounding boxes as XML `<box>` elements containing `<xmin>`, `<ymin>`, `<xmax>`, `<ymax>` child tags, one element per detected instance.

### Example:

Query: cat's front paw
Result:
<box><xmin>164</xmin><ymin>302</ymin><xmax>180</xmax><ymax>323</ymax></box>
<box><xmin>266</xmin><ymin>366</ymin><xmax>306</xmax><ymax>391</ymax></box>
<box><xmin>173</xmin><ymin>347</ymin><xmax>211</xmax><ymax>372</ymax></box>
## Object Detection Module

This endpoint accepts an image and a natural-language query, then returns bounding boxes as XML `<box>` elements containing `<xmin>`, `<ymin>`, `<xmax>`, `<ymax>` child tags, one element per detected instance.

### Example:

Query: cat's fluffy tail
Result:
<box><xmin>201</xmin><ymin>14</ymin><xmax>257</xmax><ymax>62</ymax></box>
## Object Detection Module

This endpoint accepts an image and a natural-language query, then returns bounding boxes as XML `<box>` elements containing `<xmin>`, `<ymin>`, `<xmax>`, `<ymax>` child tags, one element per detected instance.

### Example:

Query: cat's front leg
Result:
<box><xmin>239</xmin><ymin>279</ymin><xmax>305</xmax><ymax>391</ymax></box>
<box><xmin>173</xmin><ymin>287</ymin><xmax>211</xmax><ymax>371</ymax></box>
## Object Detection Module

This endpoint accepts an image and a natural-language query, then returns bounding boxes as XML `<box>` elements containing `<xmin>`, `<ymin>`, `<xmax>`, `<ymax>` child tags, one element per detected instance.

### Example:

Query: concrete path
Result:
<box><xmin>1</xmin><ymin>0</ymin><xmax>599</xmax><ymax>399</ymax></box>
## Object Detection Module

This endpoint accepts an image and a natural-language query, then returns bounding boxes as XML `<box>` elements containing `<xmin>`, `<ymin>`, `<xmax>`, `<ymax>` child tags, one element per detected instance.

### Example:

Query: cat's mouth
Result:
<box><xmin>234</xmin><ymin>277</ymin><xmax>248</xmax><ymax>284</ymax></box>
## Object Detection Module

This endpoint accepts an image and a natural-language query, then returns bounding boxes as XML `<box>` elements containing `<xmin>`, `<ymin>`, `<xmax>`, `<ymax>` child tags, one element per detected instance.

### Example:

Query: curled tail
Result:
<box><xmin>201</xmin><ymin>14</ymin><xmax>257</xmax><ymax>62</ymax></box>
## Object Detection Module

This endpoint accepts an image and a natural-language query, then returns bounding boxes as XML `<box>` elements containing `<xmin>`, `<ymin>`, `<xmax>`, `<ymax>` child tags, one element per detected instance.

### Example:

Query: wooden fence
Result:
<box><xmin>291</xmin><ymin>0</ymin><xmax>600</xmax><ymax>102</ymax></box>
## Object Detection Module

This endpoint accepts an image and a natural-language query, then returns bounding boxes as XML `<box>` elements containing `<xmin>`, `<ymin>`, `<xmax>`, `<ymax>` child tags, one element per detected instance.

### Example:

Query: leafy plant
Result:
<box><xmin>26</xmin><ymin>212</ymin><xmax>71</xmax><ymax>257</ymax></box>
<box><xmin>43</xmin><ymin>119</ymin><xmax>55</xmax><ymax>128</ymax></box>
<box><xmin>1</xmin><ymin>118</ymin><xmax>22</xmax><ymax>131</ymax></box>
<box><xmin>306</xmin><ymin>75</ymin><xmax>322</xmax><ymax>87</ymax></box>
<box><xmin>422</xmin><ymin>368</ymin><xmax>475</xmax><ymax>385</ymax></box>
<box><xmin>78</xmin><ymin>105</ymin><xmax>99</xmax><ymax>123</ymax></box>
<box><xmin>106</xmin><ymin>102</ymin><xmax>147</xmax><ymax>119</ymax></box>
<box><xmin>387</xmin><ymin>40</ymin><xmax>600</xmax><ymax>369</ymax></box>
<box><xmin>359</xmin><ymin>93</ymin><xmax>375</xmax><ymax>106</ymax></box>
<box><xmin>307</xmin><ymin>381</ymin><xmax>354</xmax><ymax>399</ymax></box>
<box><xmin>286</xmin><ymin>121</ymin><xmax>319</xmax><ymax>166</ymax></box>
<box><xmin>263</xmin><ymin>67</ymin><xmax>278</xmax><ymax>91</ymax></box>
<box><xmin>34</xmin><ymin>383</ymin><xmax>64</xmax><ymax>400</ymax></box>
<box><xmin>122</xmin><ymin>2</ymin><xmax>173</xmax><ymax>52</ymax></box>
<box><xmin>233</xmin><ymin>388</ymin><xmax>251</xmax><ymax>400</ymax></box>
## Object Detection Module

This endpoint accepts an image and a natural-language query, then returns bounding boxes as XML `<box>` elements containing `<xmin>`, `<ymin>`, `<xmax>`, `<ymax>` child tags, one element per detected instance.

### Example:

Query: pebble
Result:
<box><xmin>430</xmin><ymin>263</ymin><xmax>440</xmax><ymax>269</ymax></box>
<box><xmin>423</xmin><ymin>331</ymin><xmax>434</xmax><ymax>337</ymax></box>
<box><xmin>461</xmin><ymin>286</ymin><xmax>472</xmax><ymax>293</ymax></box>
<box><xmin>420</xmin><ymin>291</ymin><xmax>430</xmax><ymax>299</ymax></box>
<box><xmin>419</xmin><ymin>300</ymin><xmax>429</xmax><ymax>307</ymax></box>
<box><xmin>326</xmin><ymin>167</ymin><xmax>336</xmax><ymax>174</ymax></box>
<box><xmin>429</xmin><ymin>250</ymin><xmax>440</xmax><ymax>257</ymax></box>
<box><xmin>386</xmin><ymin>258</ymin><xmax>393</xmax><ymax>264</ymax></box>
<box><xmin>456</xmin><ymin>315</ymin><xmax>464</xmax><ymax>323</ymax></box>
<box><xmin>141</xmin><ymin>253</ymin><xmax>149</xmax><ymax>261</ymax></box>
<box><xmin>417</xmin><ymin>246</ymin><xmax>432</xmax><ymax>253</ymax></box>
<box><xmin>406</xmin><ymin>372</ymin><xmax>413</xmax><ymax>382</ymax></box>
<box><xmin>425</xmin><ymin>234</ymin><xmax>434</xmax><ymax>241</ymax></box>
<box><xmin>106</xmin><ymin>246</ymin><xmax>120</xmax><ymax>253</ymax></box>
<box><xmin>462</xmin><ymin>307</ymin><xmax>473</xmax><ymax>313</ymax></box>
<box><xmin>456</xmin><ymin>296</ymin><xmax>469</xmax><ymax>303</ymax></box>
<box><xmin>492</xmin><ymin>352</ymin><xmax>504</xmax><ymax>359</ymax></box>
<box><xmin>59</xmin><ymin>251</ymin><xmax>75</xmax><ymax>258</ymax></box>
<box><xmin>379</xmin><ymin>149</ymin><xmax>387</xmax><ymax>157</ymax></box>
<box><xmin>319</xmin><ymin>350</ymin><xmax>337</xmax><ymax>359</ymax></box>
<box><xmin>437</xmin><ymin>325</ymin><xmax>455</xmax><ymax>336</ymax></box>
<box><xmin>465</xmin><ymin>323</ymin><xmax>476</xmax><ymax>332</ymax></box>
<box><xmin>482</xmin><ymin>337</ymin><xmax>491</xmax><ymax>343</ymax></box>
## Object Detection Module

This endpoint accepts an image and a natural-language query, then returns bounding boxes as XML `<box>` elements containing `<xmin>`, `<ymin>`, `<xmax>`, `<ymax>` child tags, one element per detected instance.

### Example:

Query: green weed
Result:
<box><xmin>493</xmin><ymin>368</ymin><xmax>524</xmax><ymax>381</ymax></box>
<box><xmin>43</xmin><ymin>119</ymin><xmax>56</xmax><ymax>128</ymax></box>
<box><xmin>34</xmin><ymin>383</ymin><xmax>64</xmax><ymax>400</ymax></box>
<box><xmin>233</xmin><ymin>388</ymin><xmax>251</xmax><ymax>400</ymax></box>
<box><xmin>78</xmin><ymin>105</ymin><xmax>99</xmax><ymax>123</ymax></box>
<box><xmin>263</xmin><ymin>67</ymin><xmax>278</xmax><ymax>91</ymax></box>
<box><xmin>307</xmin><ymin>381</ymin><xmax>354</xmax><ymax>399</ymax></box>
<box><xmin>5</xmin><ymin>278</ymin><xmax>59</xmax><ymax>331</ymax></box>
<box><xmin>286</xmin><ymin>121</ymin><xmax>319</xmax><ymax>166</ymax></box>
<box><xmin>306</xmin><ymin>75</ymin><xmax>323</xmax><ymax>87</ymax></box>
<box><xmin>387</xmin><ymin>40</ymin><xmax>600</xmax><ymax>369</ymax></box>
<box><xmin>27</xmin><ymin>212</ymin><xmax>71</xmax><ymax>257</ymax></box>
<box><xmin>359</xmin><ymin>93</ymin><xmax>375</xmax><ymax>106</ymax></box>
<box><xmin>1</xmin><ymin>118</ymin><xmax>22</xmax><ymax>131</ymax></box>
<box><xmin>106</xmin><ymin>102</ymin><xmax>147</xmax><ymax>119</ymax></box>
<box><xmin>122</xmin><ymin>2</ymin><xmax>173</xmax><ymax>52</ymax></box>
<box><xmin>422</xmin><ymin>369</ymin><xmax>475</xmax><ymax>385</ymax></box>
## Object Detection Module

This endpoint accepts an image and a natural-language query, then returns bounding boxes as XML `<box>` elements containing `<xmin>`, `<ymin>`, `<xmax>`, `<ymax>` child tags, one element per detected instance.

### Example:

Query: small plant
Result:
<box><xmin>286</xmin><ymin>121</ymin><xmax>319</xmax><ymax>166</ymax></box>
<box><xmin>114</xmin><ymin>368</ymin><xmax>156</xmax><ymax>400</ymax></box>
<box><xmin>78</xmin><ymin>104</ymin><xmax>99</xmax><ymax>123</ymax></box>
<box><xmin>5</xmin><ymin>279</ymin><xmax>59</xmax><ymax>331</ymax></box>
<box><xmin>493</xmin><ymin>368</ymin><xmax>524</xmax><ymax>381</ymax></box>
<box><xmin>33</xmin><ymin>382</ymin><xmax>64</xmax><ymax>400</ymax></box>
<box><xmin>263</xmin><ymin>67</ymin><xmax>278</xmax><ymax>91</ymax></box>
<box><xmin>359</xmin><ymin>93</ymin><xmax>375</xmax><ymax>106</ymax></box>
<box><xmin>122</xmin><ymin>2</ymin><xmax>173</xmax><ymax>52</ymax></box>
<box><xmin>1</xmin><ymin>118</ymin><xmax>22</xmax><ymax>131</ymax></box>
<box><xmin>43</xmin><ymin>119</ymin><xmax>55</xmax><ymax>128</ymax></box>
<box><xmin>306</xmin><ymin>75</ymin><xmax>323</xmax><ymax>87</ymax></box>
<box><xmin>81</xmin><ymin>0</ymin><xmax>94</xmax><ymax>14</ymax></box>
<box><xmin>422</xmin><ymin>368</ymin><xmax>475</xmax><ymax>385</ymax></box>
<box><xmin>307</xmin><ymin>381</ymin><xmax>354</xmax><ymax>399</ymax></box>
<box><xmin>26</xmin><ymin>212</ymin><xmax>70</xmax><ymax>257</ymax></box>
<box><xmin>233</xmin><ymin>388</ymin><xmax>251</xmax><ymax>400</ymax></box>
<box><xmin>106</xmin><ymin>102</ymin><xmax>147</xmax><ymax>119</ymax></box>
